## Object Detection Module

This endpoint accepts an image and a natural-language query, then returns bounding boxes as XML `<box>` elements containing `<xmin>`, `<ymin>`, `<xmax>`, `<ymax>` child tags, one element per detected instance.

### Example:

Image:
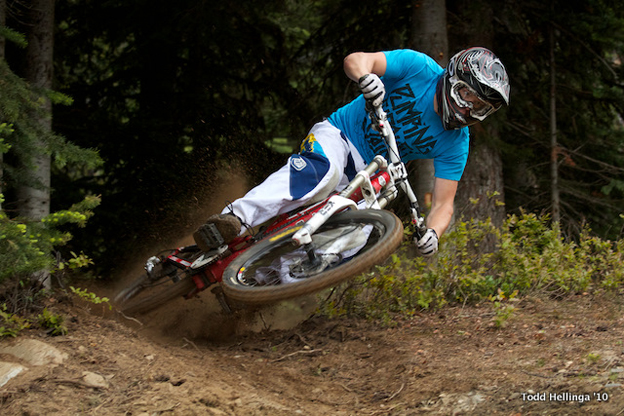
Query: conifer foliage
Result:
<box><xmin>1</xmin><ymin>0</ymin><xmax>623</xmax><ymax>279</ymax></box>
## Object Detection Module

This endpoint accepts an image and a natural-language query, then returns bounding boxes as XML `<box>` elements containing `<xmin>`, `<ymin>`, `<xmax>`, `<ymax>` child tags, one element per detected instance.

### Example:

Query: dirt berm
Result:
<box><xmin>0</xmin><ymin>289</ymin><xmax>623</xmax><ymax>415</ymax></box>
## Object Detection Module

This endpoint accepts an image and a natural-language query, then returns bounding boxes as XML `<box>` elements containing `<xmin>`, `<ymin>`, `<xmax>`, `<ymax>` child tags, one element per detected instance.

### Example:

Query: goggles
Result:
<box><xmin>448</xmin><ymin>78</ymin><xmax>498</xmax><ymax>121</ymax></box>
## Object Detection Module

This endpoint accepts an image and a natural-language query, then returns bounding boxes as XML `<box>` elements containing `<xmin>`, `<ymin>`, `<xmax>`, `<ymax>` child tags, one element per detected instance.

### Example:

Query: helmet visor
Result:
<box><xmin>449</xmin><ymin>78</ymin><xmax>498</xmax><ymax>121</ymax></box>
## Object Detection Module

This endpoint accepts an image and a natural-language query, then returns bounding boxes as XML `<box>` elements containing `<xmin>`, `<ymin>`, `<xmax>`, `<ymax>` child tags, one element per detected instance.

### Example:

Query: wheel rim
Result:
<box><xmin>236</xmin><ymin>222</ymin><xmax>378</xmax><ymax>287</ymax></box>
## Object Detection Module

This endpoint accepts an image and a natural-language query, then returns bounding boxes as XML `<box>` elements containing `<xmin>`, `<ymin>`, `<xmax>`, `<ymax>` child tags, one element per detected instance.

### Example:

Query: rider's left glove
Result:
<box><xmin>358</xmin><ymin>74</ymin><xmax>385</xmax><ymax>108</ymax></box>
<box><xmin>415</xmin><ymin>228</ymin><xmax>438</xmax><ymax>257</ymax></box>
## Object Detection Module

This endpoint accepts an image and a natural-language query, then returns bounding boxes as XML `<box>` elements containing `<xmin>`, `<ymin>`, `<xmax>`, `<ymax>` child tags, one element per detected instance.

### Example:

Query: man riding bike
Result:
<box><xmin>194</xmin><ymin>47</ymin><xmax>510</xmax><ymax>257</ymax></box>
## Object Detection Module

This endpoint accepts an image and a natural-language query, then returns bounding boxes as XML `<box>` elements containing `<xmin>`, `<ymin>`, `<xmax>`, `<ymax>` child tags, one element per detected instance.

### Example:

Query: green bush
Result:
<box><xmin>322</xmin><ymin>212</ymin><xmax>624</xmax><ymax>322</ymax></box>
<box><xmin>0</xmin><ymin>303</ymin><xmax>31</xmax><ymax>338</ymax></box>
<box><xmin>70</xmin><ymin>286</ymin><xmax>111</xmax><ymax>310</ymax></box>
<box><xmin>1</xmin><ymin>50</ymin><xmax>103</xmax><ymax>288</ymax></box>
<box><xmin>37</xmin><ymin>308</ymin><xmax>68</xmax><ymax>336</ymax></box>
<box><xmin>0</xmin><ymin>194</ymin><xmax>101</xmax><ymax>283</ymax></box>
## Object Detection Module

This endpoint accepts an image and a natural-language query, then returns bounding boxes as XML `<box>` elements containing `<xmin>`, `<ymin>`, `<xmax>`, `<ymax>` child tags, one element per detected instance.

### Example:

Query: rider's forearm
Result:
<box><xmin>343</xmin><ymin>52</ymin><xmax>387</xmax><ymax>82</ymax></box>
<box><xmin>426</xmin><ymin>203</ymin><xmax>454</xmax><ymax>237</ymax></box>
<box><xmin>426</xmin><ymin>177</ymin><xmax>458</xmax><ymax>237</ymax></box>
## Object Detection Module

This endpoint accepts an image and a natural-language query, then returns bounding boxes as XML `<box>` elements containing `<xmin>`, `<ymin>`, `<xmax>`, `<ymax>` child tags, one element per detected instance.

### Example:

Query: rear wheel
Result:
<box><xmin>221</xmin><ymin>210</ymin><xmax>403</xmax><ymax>304</ymax></box>
<box><xmin>114</xmin><ymin>249</ymin><xmax>199</xmax><ymax>315</ymax></box>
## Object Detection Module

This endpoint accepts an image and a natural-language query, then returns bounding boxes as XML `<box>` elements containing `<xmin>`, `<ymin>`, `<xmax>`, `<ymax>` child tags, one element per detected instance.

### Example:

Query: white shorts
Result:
<box><xmin>225</xmin><ymin>120</ymin><xmax>367</xmax><ymax>230</ymax></box>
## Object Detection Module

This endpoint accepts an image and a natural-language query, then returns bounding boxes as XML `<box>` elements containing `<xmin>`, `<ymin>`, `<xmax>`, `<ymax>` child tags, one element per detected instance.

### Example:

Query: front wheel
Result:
<box><xmin>221</xmin><ymin>210</ymin><xmax>403</xmax><ymax>304</ymax></box>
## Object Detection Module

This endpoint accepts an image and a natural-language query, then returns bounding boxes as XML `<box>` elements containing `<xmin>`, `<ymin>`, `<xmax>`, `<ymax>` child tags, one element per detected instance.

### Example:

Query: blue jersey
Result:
<box><xmin>327</xmin><ymin>50</ymin><xmax>469</xmax><ymax>181</ymax></box>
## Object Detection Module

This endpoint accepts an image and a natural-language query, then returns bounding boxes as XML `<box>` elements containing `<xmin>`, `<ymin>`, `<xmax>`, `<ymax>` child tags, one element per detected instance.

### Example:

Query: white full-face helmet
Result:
<box><xmin>436</xmin><ymin>47</ymin><xmax>510</xmax><ymax>130</ymax></box>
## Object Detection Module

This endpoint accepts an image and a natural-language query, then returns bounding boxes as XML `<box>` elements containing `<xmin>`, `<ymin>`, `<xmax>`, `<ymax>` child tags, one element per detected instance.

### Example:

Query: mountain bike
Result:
<box><xmin>114</xmin><ymin>104</ymin><xmax>427</xmax><ymax>315</ymax></box>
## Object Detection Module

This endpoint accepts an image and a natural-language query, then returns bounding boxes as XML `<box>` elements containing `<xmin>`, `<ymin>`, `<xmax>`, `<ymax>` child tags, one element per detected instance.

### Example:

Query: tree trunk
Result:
<box><xmin>452</xmin><ymin>0</ymin><xmax>506</xmax><ymax>232</ymax></box>
<box><xmin>455</xmin><ymin>129</ymin><xmax>505</xmax><ymax>226</ymax></box>
<box><xmin>16</xmin><ymin>0</ymin><xmax>55</xmax><ymax>288</ymax></box>
<box><xmin>16</xmin><ymin>0</ymin><xmax>54</xmax><ymax>221</ymax></box>
<box><xmin>410</xmin><ymin>0</ymin><xmax>448</xmax><ymax>214</ymax></box>
<box><xmin>549</xmin><ymin>12</ymin><xmax>560</xmax><ymax>224</ymax></box>
<box><xmin>411</xmin><ymin>0</ymin><xmax>448</xmax><ymax>65</ymax></box>
<box><xmin>0</xmin><ymin>0</ymin><xmax>5</xmax><ymax>57</ymax></box>
<box><xmin>0</xmin><ymin>0</ymin><xmax>5</xmax><ymax>210</ymax></box>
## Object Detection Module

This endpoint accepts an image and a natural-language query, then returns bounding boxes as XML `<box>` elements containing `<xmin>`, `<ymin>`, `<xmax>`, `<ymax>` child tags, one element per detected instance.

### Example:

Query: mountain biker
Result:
<box><xmin>194</xmin><ymin>47</ymin><xmax>510</xmax><ymax>257</ymax></box>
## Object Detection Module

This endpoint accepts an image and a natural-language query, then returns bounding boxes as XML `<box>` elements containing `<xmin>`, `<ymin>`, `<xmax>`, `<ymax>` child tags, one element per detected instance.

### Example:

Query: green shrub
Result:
<box><xmin>1</xmin><ymin>51</ymin><xmax>103</xmax><ymax>288</ymax></box>
<box><xmin>322</xmin><ymin>212</ymin><xmax>624</xmax><ymax>321</ymax></box>
<box><xmin>0</xmin><ymin>194</ymin><xmax>101</xmax><ymax>283</ymax></box>
<box><xmin>37</xmin><ymin>308</ymin><xmax>68</xmax><ymax>336</ymax></box>
<box><xmin>0</xmin><ymin>303</ymin><xmax>31</xmax><ymax>338</ymax></box>
<box><xmin>70</xmin><ymin>286</ymin><xmax>111</xmax><ymax>310</ymax></box>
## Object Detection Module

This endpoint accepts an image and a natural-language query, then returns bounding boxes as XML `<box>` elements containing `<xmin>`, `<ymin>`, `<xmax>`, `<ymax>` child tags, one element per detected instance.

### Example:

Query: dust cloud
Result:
<box><xmin>109</xmin><ymin>168</ymin><xmax>319</xmax><ymax>343</ymax></box>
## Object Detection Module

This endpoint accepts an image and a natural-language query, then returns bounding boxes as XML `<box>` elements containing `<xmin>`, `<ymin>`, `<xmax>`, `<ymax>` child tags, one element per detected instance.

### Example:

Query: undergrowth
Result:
<box><xmin>0</xmin><ymin>194</ymin><xmax>100</xmax><ymax>284</ymax></box>
<box><xmin>320</xmin><ymin>212</ymin><xmax>624</xmax><ymax>324</ymax></box>
<box><xmin>0</xmin><ymin>287</ymin><xmax>107</xmax><ymax>338</ymax></box>
<box><xmin>0</xmin><ymin>194</ymin><xmax>101</xmax><ymax>337</ymax></box>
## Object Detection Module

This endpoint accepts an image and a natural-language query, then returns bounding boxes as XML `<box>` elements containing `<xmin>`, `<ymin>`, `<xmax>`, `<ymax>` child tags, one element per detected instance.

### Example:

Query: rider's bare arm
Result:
<box><xmin>427</xmin><ymin>178</ymin><xmax>457</xmax><ymax>237</ymax></box>
<box><xmin>343</xmin><ymin>52</ymin><xmax>387</xmax><ymax>81</ymax></box>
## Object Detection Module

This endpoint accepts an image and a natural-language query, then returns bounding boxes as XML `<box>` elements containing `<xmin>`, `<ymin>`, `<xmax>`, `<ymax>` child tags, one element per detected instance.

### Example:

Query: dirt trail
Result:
<box><xmin>1</xmin><ymin>292</ymin><xmax>623</xmax><ymax>415</ymax></box>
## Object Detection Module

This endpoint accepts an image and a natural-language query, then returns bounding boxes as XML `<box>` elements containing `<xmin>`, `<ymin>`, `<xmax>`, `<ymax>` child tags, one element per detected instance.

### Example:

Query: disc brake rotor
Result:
<box><xmin>288</xmin><ymin>253</ymin><xmax>342</xmax><ymax>279</ymax></box>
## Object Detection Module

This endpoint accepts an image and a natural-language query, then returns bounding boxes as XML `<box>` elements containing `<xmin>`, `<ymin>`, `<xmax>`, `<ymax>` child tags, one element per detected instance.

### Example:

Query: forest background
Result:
<box><xmin>0</xmin><ymin>0</ymin><xmax>623</xmax><ymax>289</ymax></box>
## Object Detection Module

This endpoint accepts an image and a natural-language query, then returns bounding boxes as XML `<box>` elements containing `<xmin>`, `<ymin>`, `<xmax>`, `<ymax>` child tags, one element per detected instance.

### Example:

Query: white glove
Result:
<box><xmin>358</xmin><ymin>74</ymin><xmax>385</xmax><ymax>107</ymax></box>
<box><xmin>415</xmin><ymin>229</ymin><xmax>438</xmax><ymax>257</ymax></box>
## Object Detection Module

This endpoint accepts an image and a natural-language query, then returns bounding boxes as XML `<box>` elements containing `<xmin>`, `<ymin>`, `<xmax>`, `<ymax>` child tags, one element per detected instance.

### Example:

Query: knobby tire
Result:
<box><xmin>115</xmin><ymin>249</ymin><xmax>201</xmax><ymax>315</ymax></box>
<box><xmin>116</xmin><ymin>275</ymin><xmax>196</xmax><ymax>316</ymax></box>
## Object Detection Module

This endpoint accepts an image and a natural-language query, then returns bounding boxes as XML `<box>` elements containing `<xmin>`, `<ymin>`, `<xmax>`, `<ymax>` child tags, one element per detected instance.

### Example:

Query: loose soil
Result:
<box><xmin>1</xmin><ymin>290</ymin><xmax>623</xmax><ymax>415</ymax></box>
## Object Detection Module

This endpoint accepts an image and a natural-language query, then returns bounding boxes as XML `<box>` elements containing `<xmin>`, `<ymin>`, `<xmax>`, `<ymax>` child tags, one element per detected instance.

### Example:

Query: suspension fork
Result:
<box><xmin>303</xmin><ymin>242</ymin><xmax>321</xmax><ymax>266</ymax></box>
<box><xmin>290</xmin><ymin>156</ymin><xmax>389</xmax><ymax>246</ymax></box>
<box><xmin>370</xmin><ymin>106</ymin><xmax>427</xmax><ymax>238</ymax></box>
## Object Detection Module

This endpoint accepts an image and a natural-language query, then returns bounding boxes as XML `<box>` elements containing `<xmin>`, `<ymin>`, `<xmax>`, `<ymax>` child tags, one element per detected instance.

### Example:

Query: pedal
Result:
<box><xmin>193</xmin><ymin>223</ymin><xmax>224</xmax><ymax>252</ymax></box>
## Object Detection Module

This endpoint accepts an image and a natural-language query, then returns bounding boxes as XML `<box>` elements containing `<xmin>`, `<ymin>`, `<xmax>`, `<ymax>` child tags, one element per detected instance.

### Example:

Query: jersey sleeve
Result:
<box><xmin>383</xmin><ymin>50</ymin><xmax>441</xmax><ymax>82</ymax></box>
<box><xmin>432</xmin><ymin>128</ymin><xmax>470</xmax><ymax>181</ymax></box>
<box><xmin>433</xmin><ymin>152</ymin><xmax>468</xmax><ymax>181</ymax></box>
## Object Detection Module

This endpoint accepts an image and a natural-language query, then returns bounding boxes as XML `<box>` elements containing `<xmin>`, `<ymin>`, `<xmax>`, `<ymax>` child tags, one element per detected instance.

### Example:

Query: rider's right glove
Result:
<box><xmin>415</xmin><ymin>228</ymin><xmax>439</xmax><ymax>257</ymax></box>
<box><xmin>358</xmin><ymin>74</ymin><xmax>385</xmax><ymax>108</ymax></box>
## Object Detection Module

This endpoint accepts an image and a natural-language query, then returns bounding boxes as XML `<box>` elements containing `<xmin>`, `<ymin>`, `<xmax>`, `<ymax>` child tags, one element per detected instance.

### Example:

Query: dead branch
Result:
<box><xmin>271</xmin><ymin>349</ymin><xmax>323</xmax><ymax>362</ymax></box>
<box><xmin>386</xmin><ymin>383</ymin><xmax>405</xmax><ymax>401</ymax></box>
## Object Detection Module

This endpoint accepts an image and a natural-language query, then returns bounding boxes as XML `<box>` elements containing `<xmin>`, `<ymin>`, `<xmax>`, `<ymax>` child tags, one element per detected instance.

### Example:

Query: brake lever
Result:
<box><xmin>413</xmin><ymin>222</ymin><xmax>428</xmax><ymax>241</ymax></box>
<box><xmin>367</xmin><ymin>104</ymin><xmax>389</xmax><ymax>136</ymax></box>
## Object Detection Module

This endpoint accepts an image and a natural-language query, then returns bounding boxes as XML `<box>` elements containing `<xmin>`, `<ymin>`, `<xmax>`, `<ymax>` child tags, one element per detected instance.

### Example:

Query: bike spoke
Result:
<box><xmin>240</xmin><ymin>223</ymin><xmax>374</xmax><ymax>286</ymax></box>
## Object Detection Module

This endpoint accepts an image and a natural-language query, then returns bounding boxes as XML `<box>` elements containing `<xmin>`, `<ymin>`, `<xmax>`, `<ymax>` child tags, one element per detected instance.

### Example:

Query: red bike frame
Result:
<box><xmin>163</xmin><ymin>170</ymin><xmax>393</xmax><ymax>299</ymax></box>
